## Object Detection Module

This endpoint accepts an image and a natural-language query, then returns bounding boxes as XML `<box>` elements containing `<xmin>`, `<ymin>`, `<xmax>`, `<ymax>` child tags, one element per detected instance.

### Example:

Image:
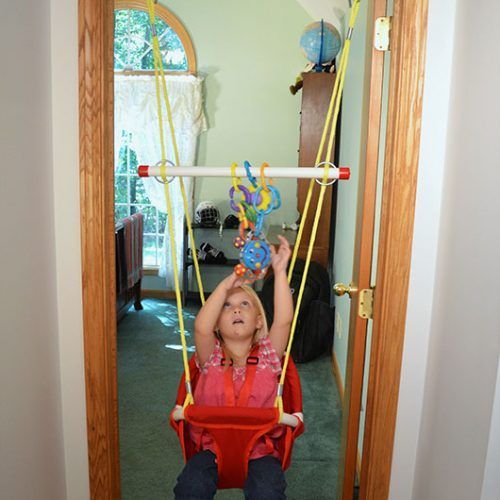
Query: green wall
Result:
<box><xmin>331</xmin><ymin>0</ymin><xmax>392</xmax><ymax>457</ymax></box>
<box><xmin>332</xmin><ymin>0</ymin><xmax>369</xmax><ymax>385</ymax></box>
<box><xmin>161</xmin><ymin>0</ymin><xmax>313</xmax><ymax>225</ymax></box>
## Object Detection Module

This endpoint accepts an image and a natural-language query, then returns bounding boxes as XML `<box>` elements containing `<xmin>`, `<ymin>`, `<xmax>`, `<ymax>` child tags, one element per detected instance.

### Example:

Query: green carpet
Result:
<box><xmin>117</xmin><ymin>299</ymin><xmax>342</xmax><ymax>499</ymax></box>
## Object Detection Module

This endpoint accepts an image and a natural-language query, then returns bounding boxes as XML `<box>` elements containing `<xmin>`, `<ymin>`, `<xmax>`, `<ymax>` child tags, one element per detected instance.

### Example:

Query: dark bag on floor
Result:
<box><xmin>260</xmin><ymin>259</ymin><xmax>334</xmax><ymax>363</ymax></box>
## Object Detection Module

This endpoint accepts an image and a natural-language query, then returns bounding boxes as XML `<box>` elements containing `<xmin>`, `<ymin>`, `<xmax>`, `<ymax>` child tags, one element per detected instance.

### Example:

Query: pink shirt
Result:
<box><xmin>190</xmin><ymin>337</ymin><xmax>284</xmax><ymax>460</ymax></box>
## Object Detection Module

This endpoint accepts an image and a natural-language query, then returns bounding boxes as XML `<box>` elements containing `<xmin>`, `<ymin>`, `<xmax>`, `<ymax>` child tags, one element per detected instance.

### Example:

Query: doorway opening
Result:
<box><xmin>78</xmin><ymin>0</ymin><xmax>429</xmax><ymax>498</ymax></box>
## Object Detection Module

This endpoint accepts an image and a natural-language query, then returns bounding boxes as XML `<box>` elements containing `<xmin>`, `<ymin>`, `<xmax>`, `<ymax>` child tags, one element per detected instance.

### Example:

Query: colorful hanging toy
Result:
<box><xmin>229</xmin><ymin>161</ymin><xmax>281</xmax><ymax>281</ymax></box>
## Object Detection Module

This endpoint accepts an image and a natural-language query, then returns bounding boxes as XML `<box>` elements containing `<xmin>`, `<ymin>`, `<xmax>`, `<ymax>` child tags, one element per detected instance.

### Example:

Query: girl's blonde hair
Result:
<box><xmin>239</xmin><ymin>285</ymin><xmax>269</xmax><ymax>342</ymax></box>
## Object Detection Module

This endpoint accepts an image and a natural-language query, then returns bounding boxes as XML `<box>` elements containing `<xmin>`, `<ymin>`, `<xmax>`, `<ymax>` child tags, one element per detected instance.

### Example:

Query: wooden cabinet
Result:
<box><xmin>297</xmin><ymin>72</ymin><xmax>337</xmax><ymax>268</ymax></box>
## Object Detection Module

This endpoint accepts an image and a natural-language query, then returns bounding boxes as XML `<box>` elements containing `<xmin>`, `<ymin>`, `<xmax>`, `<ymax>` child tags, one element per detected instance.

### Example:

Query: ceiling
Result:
<box><xmin>296</xmin><ymin>0</ymin><xmax>349</xmax><ymax>32</ymax></box>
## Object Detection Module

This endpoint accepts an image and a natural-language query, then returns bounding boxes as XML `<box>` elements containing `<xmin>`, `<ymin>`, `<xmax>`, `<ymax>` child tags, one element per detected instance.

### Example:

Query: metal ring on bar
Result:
<box><xmin>314</xmin><ymin>161</ymin><xmax>338</xmax><ymax>186</ymax></box>
<box><xmin>153</xmin><ymin>159</ymin><xmax>176</xmax><ymax>184</ymax></box>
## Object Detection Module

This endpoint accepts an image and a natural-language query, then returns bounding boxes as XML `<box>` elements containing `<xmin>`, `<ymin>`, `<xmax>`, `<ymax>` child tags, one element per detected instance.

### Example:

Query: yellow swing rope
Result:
<box><xmin>276</xmin><ymin>0</ymin><xmax>362</xmax><ymax>416</ymax></box>
<box><xmin>146</xmin><ymin>0</ymin><xmax>207</xmax><ymax>406</ymax></box>
<box><xmin>145</xmin><ymin>1</ymin><xmax>205</xmax><ymax>310</ymax></box>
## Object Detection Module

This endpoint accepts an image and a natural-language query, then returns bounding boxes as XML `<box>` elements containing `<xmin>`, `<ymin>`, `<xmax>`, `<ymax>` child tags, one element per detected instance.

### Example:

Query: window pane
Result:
<box><xmin>143</xmin><ymin>235</ymin><xmax>157</xmax><ymax>266</ymax></box>
<box><xmin>158</xmin><ymin>26</ymin><xmax>188</xmax><ymax>71</ymax></box>
<box><xmin>158</xmin><ymin>236</ymin><xmax>165</xmax><ymax>267</ymax></box>
<box><xmin>130</xmin><ymin>9</ymin><xmax>151</xmax><ymax>41</ymax></box>
<box><xmin>158</xmin><ymin>211</ymin><xmax>167</xmax><ymax>234</ymax></box>
<box><xmin>115</xmin><ymin>10</ymin><xmax>151</xmax><ymax>70</ymax></box>
<box><xmin>115</xmin><ymin>175</ymin><xmax>128</xmax><ymax>203</ymax></box>
<box><xmin>114</xmin><ymin>9</ymin><xmax>187</xmax><ymax>71</ymax></box>
<box><xmin>115</xmin><ymin>204</ymin><xmax>129</xmax><ymax>223</ymax></box>
<box><xmin>113</xmin><ymin>10</ymin><xmax>128</xmax><ymax>70</ymax></box>
<box><xmin>130</xmin><ymin>176</ymin><xmax>150</xmax><ymax>205</ymax></box>
<box><xmin>137</xmin><ymin>205</ymin><xmax>157</xmax><ymax>234</ymax></box>
<box><xmin>115</xmin><ymin>144</ymin><xmax>128</xmax><ymax>174</ymax></box>
<box><xmin>127</xmin><ymin>148</ymin><xmax>138</xmax><ymax>174</ymax></box>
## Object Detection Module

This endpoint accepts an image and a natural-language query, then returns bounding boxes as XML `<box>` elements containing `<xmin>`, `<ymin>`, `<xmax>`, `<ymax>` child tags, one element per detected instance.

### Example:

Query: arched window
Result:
<box><xmin>114</xmin><ymin>1</ymin><xmax>198</xmax><ymax>268</ymax></box>
<box><xmin>114</xmin><ymin>0</ymin><xmax>196</xmax><ymax>74</ymax></box>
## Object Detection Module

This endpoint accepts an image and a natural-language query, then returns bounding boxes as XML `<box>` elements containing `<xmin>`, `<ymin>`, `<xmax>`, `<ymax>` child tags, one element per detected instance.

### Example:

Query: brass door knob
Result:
<box><xmin>333</xmin><ymin>282</ymin><xmax>358</xmax><ymax>297</ymax></box>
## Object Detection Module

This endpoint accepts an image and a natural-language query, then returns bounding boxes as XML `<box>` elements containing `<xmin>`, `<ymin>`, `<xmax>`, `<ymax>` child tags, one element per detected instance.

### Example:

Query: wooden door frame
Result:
<box><xmin>79</xmin><ymin>0</ymin><xmax>120</xmax><ymax>497</ymax></box>
<box><xmin>78</xmin><ymin>0</ymin><xmax>428</xmax><ymax>498</ymax></box>
<box><xmin>360</xmin><ymin>0</ymin><xmax>428</xmax><ymax>497</ymax></box>
<box><xmin>338</xmin><ymin>0</ymin><xmax>388</xmax><ymax>496</ymax></box>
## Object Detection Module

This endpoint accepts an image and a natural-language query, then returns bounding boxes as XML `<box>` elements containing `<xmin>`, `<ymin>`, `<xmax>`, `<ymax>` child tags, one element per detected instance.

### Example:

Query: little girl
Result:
<box><xmin>174</xmin><ymin>236</ymin><xmax>294</xmax><ymax>500</ymax></box>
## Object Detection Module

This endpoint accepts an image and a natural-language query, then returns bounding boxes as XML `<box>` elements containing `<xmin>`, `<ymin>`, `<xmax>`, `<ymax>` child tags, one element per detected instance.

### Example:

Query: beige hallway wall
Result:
<box><xmin>410</xmin><ymin>0</ymin><xmax>500</xmax><ymax>498</ymax></box>
<box><xmin>390</xmin><ymin>0</ymin><xmax>457</xmax><ymax>496</ymax></box>
<box><xmin>50</xmin><ymin>0</ymin><xmax>89</xmax><ymax>498</ymax></box>
<box><xmin>1</xmin><ymin>0</ymin><xmax>66</xmax><ymax>498</ymax></box>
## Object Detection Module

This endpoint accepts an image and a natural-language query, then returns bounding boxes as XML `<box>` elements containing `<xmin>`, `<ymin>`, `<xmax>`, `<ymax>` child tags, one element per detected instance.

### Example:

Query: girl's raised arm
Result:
<box><xmin>268</xmin><ymin>236</ymin><xmax>293</xmax><ymax>358</ymax></box>
<box><xmin>194</xmin><ymin>273</ymin><xmax>243</xmax><ymax>365</ymax></box>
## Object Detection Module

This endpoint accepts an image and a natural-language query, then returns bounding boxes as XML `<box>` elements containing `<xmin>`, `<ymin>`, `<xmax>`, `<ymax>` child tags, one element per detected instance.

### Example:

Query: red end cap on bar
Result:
<box><xmin>138</xmin><ymin>165</ymin><xmax>149</xmax><ymax>177</ymax></box>
<box><xmin>339</xmin><ymin>167</ymin><xmax>350</xmax><ymax>180</ymax></box>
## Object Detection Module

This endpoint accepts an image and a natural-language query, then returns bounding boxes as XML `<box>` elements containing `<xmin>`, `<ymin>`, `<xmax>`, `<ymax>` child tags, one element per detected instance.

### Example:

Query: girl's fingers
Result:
<box><xmin>278</xmin><ymin>239</ymin><xmax>290</xmax><ymax>255</ymax></box>
<box><xmin>278</xmin><ymin>235</ymin><xmax>291</xmax><ymax>258</ymax></box>
<box><xmin>277</xmin><ymin>235</ymin><xmax>290</xmax><ymax>248</ymax></box>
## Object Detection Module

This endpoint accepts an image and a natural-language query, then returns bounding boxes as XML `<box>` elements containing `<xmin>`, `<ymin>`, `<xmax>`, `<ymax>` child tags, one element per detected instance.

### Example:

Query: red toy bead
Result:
<box><xmin>233</xmin><ymin>236</ymin><xmax>245</xmax><ymax>249</ymax></box>
<box><xmin>234</xmin><ymin>263</ymin><xmax>247</xmax><ymax>277</ymax></box>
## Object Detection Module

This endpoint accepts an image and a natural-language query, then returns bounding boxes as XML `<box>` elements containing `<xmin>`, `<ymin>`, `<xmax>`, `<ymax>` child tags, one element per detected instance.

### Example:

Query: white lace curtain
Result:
<box><xmin>114</xmin><ymin>74</ymin><xmax>206</xmax><ymax>287</ymax></box>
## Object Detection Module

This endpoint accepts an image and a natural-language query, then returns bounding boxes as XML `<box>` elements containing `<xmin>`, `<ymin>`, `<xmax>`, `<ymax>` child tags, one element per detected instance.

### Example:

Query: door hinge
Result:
<box><xmin>358</xmin><ymin>288</ymin><xmax>375</xmax><ymax>319</ymax></box>
<box><xmin>374</xmin><ymin>17</ymin><xmax>392</xmax><ymax>51</ymax></box>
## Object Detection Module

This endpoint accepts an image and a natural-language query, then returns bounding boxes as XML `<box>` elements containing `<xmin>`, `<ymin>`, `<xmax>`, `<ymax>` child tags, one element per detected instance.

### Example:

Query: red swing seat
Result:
<box><xmin>170</xmin><ymin>355</ymin><xmax>305</xmax><ymax>489</ymax></box>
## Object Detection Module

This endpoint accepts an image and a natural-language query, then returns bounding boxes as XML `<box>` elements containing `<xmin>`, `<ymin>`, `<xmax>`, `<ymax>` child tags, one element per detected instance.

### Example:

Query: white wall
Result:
<box><xmin>0</xmin><ymin>1</ymin><xmax>67</xmax><ymax>498</ymax></box>
<box><xmin>389</xmin><ymin>0</ymin><xmax>457</xmax><ymax>496</ymax></box>
<box><xmin>296</xmin><ymin>0</ymin><xmax>347</xmax><ymax>32</ymax></box>
<box><xmin>393</xmin><ymin>0</ymin><xmax>500</xmax><ymax>498</ymax></box>
<box><xmin>411</xmin><ymin>0</ymin><xmax>500</xmax><ymax>495</ymax></box>
<box><xmin>50</xmin><ymin>0</ymin><xmax>90</xmax><ymax>498</ymax></box>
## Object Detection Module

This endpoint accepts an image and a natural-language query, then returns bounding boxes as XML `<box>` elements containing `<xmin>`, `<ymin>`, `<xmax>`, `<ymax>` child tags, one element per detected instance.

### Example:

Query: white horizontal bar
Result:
<box><xmin>138</xmin><ymin>165</ymin><xmax>350</xmax><ymax>180</ymax></box>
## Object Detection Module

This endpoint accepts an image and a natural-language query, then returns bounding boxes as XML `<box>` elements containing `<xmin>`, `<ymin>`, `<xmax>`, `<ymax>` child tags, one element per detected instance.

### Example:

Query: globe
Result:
<box><xmin>300</xmin><ymin>20</ymin><xmax>342</xmax><ymax>65</ymax></box>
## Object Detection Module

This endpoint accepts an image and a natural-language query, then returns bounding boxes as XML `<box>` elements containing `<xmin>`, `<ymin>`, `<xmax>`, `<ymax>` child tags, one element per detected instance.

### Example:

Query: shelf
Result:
<box><xmin>188</xmin><ymin>224</ymin><xmax>239</xmax><ymax>231</ymax></box>
<box><xmin>185</xmin><ymin>258</ymin><xmax>239</xmax><ymax>269</ymax></box>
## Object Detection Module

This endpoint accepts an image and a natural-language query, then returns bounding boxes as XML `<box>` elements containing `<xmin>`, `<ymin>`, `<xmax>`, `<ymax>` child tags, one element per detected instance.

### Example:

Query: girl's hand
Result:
<box><xmin>270</xmin><ymin>235</ymin><xmax>291</xmax><ymax>275</ymax></box>
<box><xmin>221</xmin><ymin>272</ymin><xmax>246</xmax><ymax>291</ymax></box>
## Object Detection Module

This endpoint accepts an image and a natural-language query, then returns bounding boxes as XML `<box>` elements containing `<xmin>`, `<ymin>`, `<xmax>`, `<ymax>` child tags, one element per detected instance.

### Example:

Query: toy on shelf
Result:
<box><xmin>229</xmin><ymin>162</ymin><xmax>281</xmax><ymax>282</ymax></box>
<box><xmin>290</xmin><ymin>19</ymin><xmax>343</xmax><ymax>95</ymax></box>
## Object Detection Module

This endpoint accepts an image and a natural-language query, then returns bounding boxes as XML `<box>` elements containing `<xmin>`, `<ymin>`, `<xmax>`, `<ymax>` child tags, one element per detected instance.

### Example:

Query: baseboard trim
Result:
<box><xmin>332</xmin><ymin>349</ymin><xmax>362</xmax><ymax>479</ymax></box>
<box><xmin>332</xmin><ymin>349</ymin><xmax>345</xmax><ymax>404</ymax></box>
<box><xmin>142</xmin><ymin>267</ymin><xmax>159</xmax><ymax>276</ymax></box>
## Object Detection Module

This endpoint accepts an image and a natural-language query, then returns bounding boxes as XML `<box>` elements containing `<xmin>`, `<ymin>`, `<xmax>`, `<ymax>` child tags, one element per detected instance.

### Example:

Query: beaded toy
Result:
<box><xmin>229</xmin><ymin>162</ymin><xmax>281</xmax><ymax>282</ymax></box>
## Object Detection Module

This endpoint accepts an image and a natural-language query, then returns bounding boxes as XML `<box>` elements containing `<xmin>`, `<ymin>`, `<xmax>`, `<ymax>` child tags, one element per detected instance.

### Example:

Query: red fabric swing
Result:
<box><xmin>170</xmin><ymin>353</ymin><xmax>304</xmax><ymax>489</ymax></box>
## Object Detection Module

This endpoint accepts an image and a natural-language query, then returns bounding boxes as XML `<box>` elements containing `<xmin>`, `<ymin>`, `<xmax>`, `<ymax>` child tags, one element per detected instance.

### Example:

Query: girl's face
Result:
<box><xmin>217</xmin><ymin>288</ymin><xmax>263</xmax><ymax>343</ymax></box>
